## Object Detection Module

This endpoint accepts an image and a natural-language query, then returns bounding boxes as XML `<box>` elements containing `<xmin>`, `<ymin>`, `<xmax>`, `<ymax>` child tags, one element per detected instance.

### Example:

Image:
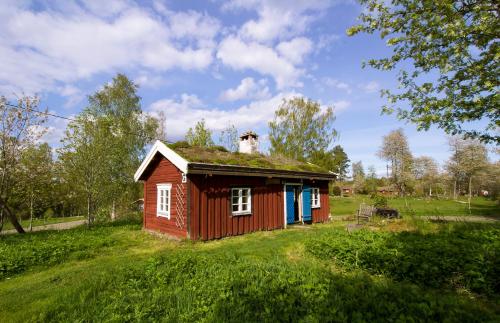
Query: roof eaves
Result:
<box><xmin>187</xmin><ymin>162</ymin><xmax>336</xmax><ymax>180</ymax></box>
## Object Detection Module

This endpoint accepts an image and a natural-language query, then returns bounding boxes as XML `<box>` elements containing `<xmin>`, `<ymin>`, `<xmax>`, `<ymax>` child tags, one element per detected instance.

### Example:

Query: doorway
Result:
<box><xmin>285</xmin><ymin>184</ymin><xmax>302</xmax><ymax>225</ymax></box>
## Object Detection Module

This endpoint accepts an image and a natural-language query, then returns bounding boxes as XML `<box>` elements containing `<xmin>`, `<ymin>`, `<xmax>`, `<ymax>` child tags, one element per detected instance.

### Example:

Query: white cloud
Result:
<box><xmin>0</xmin><ymin>2</ymin><xmax>220</xmax><ymax>95</ymax></box>
<box><xmin>58</xmin><ymin>85</ymin><xmax>84</xmax><ymax>108</ymax></box>
<box><xmin>360</xmin><ymin>81</ymin><xmax>380</xmax><ymax>93</ymax></box>
<box><xmin>148</xmin><ymin>92</ymin><xmax>299</xmax><ymax>139</ymax></box>
<box><xmin>323</xmin><ymin>77</ymin><xmax>351</xmax><ymax>93</ymax></box>
<box><xmin>332</xmin><ymin>100</ymin><xmax>351</xmax><ymax>112</ymax></box>
<box><xmin>217</xmin><ymin>36</ymin><xmax>303</xmax><ymax>89</ymax></box>
<box><xmin>134</xmin><ymin>74</ymin><xmax>168</xmax><ymax>89</ymax></box>
<box><xmin>223</xmin><ymin>0</ymin><xmax>331</xmax><ymax>43</ymax></box>
<box><xmin>276</xmin><ymin>37</ymin><xmax>313</xmax><ymax>64</ymax></box>
<box><xmin>219</xmin><ymin>77</ymin><xmax>270</xmax><ymax>102</ymax></box>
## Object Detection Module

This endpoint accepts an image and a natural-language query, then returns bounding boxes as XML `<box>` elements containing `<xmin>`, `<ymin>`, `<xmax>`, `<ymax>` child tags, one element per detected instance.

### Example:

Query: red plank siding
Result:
<box><xmin>189</xmin><ymin>175</ymin><xmax>286</xmax><ymax>240</ymax></box>
<box><xmin>142</xmin><ymin>155</ymin><xmax>188</xmax><ymax>238</ymax></box>
<box><xmin>311</xmin><ymin>181</ymin><xmax>330</xmax><ymax>223</ymax></box>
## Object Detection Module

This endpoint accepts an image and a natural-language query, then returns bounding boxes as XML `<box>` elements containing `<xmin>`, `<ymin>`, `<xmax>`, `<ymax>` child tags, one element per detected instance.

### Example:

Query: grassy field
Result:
<box><xmin>330</xmin><ymin>195</ymin><xmax>499</xmax><ymax>218</ymax></box>
<box><xmin>0</xmin><ymin>218</ymin><xmax>499</xmax><ymax>322</ymax></box>
<box><xmin>1</xmin><ymin>216</ymin><xmax>84</xmax><ymax>231</ymax></box>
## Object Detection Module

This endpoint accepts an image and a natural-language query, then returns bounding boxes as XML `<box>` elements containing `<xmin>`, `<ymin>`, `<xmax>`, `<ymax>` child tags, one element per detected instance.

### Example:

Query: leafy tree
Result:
<box><xmin>58</xmin><ymin>74</ymin><xmax>158</xmax><ymax>225</ymax></box>
<box><xmin>219</xmin><ymin>124</ymin><xmax>239</xmax><ymax>152</ymax></box>
<box><xmin>446</xmin><ymin>137</ymin><xmax>488</xmax><ymax>208</ymax></box>
<box><xmin>186</xmin><ymin>119</ymin><xmax>214</xmax><ymax>148</ymax></box>
<box><xmin>364</xmin><ymin>165</ymin><xmax>379</xmax><ymax>194</ymax></box>
<box><xmin>352</xmin><ymin>161</ymin><xmax>366</xmax><ymax>194</ymax></box>
<box><xmin>331</xmin><ymin>145</ymin><xmax>350</xmax><ymax>180</ymax></box>
<box><xmin>413</xmin><ymin>156</ymin><xmax>439</xmax><ymax>196</ymax></box>
<box><xmin>269</xmin><ymin>97</ymin><xmax>337</xmax><ymax>161</ymax></box>
<box><xmin>378</xmin><ymin>129</ymin><xmax>414</xmax><ymax>195</ymax></box>
<box><xmin>0</xmin><ymin>95</ymin><xmax>47</xmax><ymax>233</ymax></box>
<box><xmin>15</xmin><ymin>143</ymin><xmax>55</xmax><ymax>231</ymax></box>
<box><xmin>309</xmin><ymin>145</ymin><xmax>350</xmax><ymax>176</ymax></box>
<box><xmin>58</xmin><ymin>115</ymin><xmax>108</xmax><ymax>226</ymax></box>
<box><xmin>348</xmin><ymin>0</ymin><xmax>499</xmax><ymax>143</ymax></box>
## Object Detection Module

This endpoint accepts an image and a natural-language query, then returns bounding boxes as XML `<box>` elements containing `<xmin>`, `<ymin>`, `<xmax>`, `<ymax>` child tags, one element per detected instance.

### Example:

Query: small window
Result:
<box><xmin>311</xmin><ymin>187</ymin><xmax>320</xmax><ymax>208</ymax></box>
<box><xmin>231</xmin><ymin>188</ymin><xmax>252</xmax><ymax>215</ymax></box>
<box><xmin>157</xmin><ymin>184</ymin><xmax>172</xmax><ymax>218</ymax></box>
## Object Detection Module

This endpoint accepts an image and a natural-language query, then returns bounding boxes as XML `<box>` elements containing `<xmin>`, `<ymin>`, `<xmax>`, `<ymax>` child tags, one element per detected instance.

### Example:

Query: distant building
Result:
<box><xmin>341</xmin><ymin>186</ymin><xmax>353</xmax><ymax>196</ymax></box>
<box><xmin>376</xmin><ymin>186</ymin><xmax>397</xmax><ymax>196</ymax></box>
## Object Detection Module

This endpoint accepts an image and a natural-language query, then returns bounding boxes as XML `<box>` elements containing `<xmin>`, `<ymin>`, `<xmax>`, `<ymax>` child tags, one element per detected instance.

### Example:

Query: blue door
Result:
<box><xmin>302</xmin><ymin>185</ymin><xmax>312</xmax><ymax>221</ymax></box>
<box><xmin>285</xmin><ymin>185</ymin><xmax>295</xmax><ymax>224</ymax></box>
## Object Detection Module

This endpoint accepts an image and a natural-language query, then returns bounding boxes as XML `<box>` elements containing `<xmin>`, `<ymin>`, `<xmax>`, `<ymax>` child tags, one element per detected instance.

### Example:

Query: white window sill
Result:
<box><xmin>157</xmin><ymin>212</ymin><xmax>170</xmax><ymax>218</ymax></box>
<box><xmin>232</xmin><ymin>212</ymin><xmax>252</xmax><ymax>216</ymax></box>
<box><xmin>312</xmin><ymin>205</ymin><xmax>321</xmax><ymax>209</ymax></box>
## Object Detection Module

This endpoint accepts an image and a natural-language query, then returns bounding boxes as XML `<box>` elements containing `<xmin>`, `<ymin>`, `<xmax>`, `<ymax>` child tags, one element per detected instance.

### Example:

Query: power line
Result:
<box><xmin>2</xmin><ymin>101</ymin><xmax>164</xmax><ymax>142</ymax></box>
<box><xmin>4</xmin><ymin>102</ymin><xmax>77</xmax><ymax>122</ymax></box>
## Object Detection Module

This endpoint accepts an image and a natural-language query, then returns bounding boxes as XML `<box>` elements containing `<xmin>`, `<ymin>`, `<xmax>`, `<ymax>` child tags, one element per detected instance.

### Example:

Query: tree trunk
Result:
<box><xmin>468</xmin><ymin>176</ymin><xmax>472</xmax><ymax>214</ymax></box>
<box><xmin>87</xmin><ymin>195</ymin><xmax>91</xmax><ymax>228</ymax></box>
<box><xmin>429</xmin><ymin>185</ymin><xmax>432</xmax><ymax>197</ymax></box>
<box><xmin>1</xmin><ymin>201</ymin><xmax>25</xmax><ymax>233</ymax></box>
<box><xmin>111</xmin><ymin>200</ymin><xmax>116</xmax><ymax>221</ymax></box>
<box><xmin>29</xmin><ymin>192</ymin><xmax>33</xmax><ymax>232</ymax></box>
<box><xmin>0</xmin><ymin>206</ymin><xmax>4</xmax><ymax>232</ymax></box>
<box><xmin>453</xmin><ymin>180</ymin><xmax>457</xmax><ymax>200</ymax></box>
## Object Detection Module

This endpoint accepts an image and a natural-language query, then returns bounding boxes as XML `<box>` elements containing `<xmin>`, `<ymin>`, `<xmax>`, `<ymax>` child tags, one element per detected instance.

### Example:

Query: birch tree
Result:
<box><xmin>186</xmin><ymin>119</ymin><xmax>214</xmax><ymax>148</ymax></box>
<box><xmin>378</xmin><ymin>129</ymin><xmax>414</xmax><ymax>196</ymax></box>
<box><xmin>446</xmin><ymin>137</ymin><xmax>488</xmax><ymax>210</ymax></box>
<box><xmin>0</xmin><ymin>95</ymin><xmax>47</xmax><ymax>233</ymax></box>
<box><xmin>15</xmin><ymin>143</ymin><xmax>54</xmax><ymax>231</ymax></box>
<box><xmin>219</xmin><ymin>124</ymin><xmax>239</xmax><ymax>152</ymax></box>
<box><xmin>269</xmin><ymin>97</ymin><xmax>337</xmax><ymax>161</ymax></box>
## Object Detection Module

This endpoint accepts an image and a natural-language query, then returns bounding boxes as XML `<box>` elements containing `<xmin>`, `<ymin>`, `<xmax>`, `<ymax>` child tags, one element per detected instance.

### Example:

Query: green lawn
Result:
<box><xmin>330</xmin><ymin>195</ymin><xmax>500</xmax><ymax>218</ymax></box>
<box><xmin>0</xmin><ymin>218</ymin><xmax>499</xmax><ymax>322</ymax></box>
<box><xmin>1</xmin><ymin>216</ymin><xmax>84</xmax><ymax>231</ymax></box>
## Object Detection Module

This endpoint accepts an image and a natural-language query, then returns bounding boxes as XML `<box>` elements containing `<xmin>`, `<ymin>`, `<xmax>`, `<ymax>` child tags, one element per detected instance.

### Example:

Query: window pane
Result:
<box><xmin>232</xmin><ymin>204</ymin><xmax>239</xmax><ymax>212</ymax></box>
<box><xmin>232</xmin><ymin>196</ymin><xmax>239</xmax><ymax>205</ymax></box>
<box><xmin>241</xmin><ymin>203</ymin><xmax>248</xmax><ymax>211</ymax></box>
<box><xmin>241</xmin><ymin>189</ymin><xmax>248</xmax><ymax>197</ymax></box>
<box><xmin>241</xmin><ymin>196</ymin><xmax>248</xmax><ymax>204</ymax></box>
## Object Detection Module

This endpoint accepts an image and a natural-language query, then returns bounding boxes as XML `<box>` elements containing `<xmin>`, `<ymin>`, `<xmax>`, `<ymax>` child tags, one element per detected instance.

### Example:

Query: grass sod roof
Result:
<box><xmin>165</xmin><ymin>141</ymin><xmax>330</xmax><ymax>174</ymax></box>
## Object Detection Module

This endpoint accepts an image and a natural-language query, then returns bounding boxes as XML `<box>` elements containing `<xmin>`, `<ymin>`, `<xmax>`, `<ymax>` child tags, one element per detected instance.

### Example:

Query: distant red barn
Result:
<box><xmin>135</xmin><ymin>133</ymin><xmax>335</xmax><ymax>240</ymax></box>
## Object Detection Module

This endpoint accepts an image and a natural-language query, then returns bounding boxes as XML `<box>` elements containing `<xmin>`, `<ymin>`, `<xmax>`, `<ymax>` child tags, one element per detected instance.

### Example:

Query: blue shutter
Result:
<box><xmin>286</xmin><ymin>185</ymin><xmax>295</xmax><ymax>224</ymax></box>
<box><xmin>302</xmin><ymin>185</ymin><xmax>312</xmax><ymax>221</ymax></box>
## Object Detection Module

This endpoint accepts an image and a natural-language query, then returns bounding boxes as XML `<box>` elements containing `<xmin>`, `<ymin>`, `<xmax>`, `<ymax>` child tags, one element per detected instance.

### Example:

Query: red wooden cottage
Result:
<box><xmin>134</xmin><ymin>132</ymin><xmax>335</xmax><ymax>240</ymax></box>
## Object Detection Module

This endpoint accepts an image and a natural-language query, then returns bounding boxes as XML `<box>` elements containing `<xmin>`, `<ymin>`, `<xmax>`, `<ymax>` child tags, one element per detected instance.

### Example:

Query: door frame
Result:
<box><xmin>283</xmin><ymin>183</ymin><xmax>303</xmax><ymax>228</ymax></box>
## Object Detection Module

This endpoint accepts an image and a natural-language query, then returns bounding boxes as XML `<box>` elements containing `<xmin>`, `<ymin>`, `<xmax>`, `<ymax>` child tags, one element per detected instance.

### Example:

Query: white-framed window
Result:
<box><xmin>311</xmin><ymin>187</ymin><xmax>320</xmax><ymax>208</ymax></box>
<box><xmin>231</xmin><ymin>187</ymin><xmax>252</xmax><ymax>215</ymax></box>
<box><xmin>157</xmin><ymin>183</ymin><xmax>172</xmax><ymax>218</ymax></box>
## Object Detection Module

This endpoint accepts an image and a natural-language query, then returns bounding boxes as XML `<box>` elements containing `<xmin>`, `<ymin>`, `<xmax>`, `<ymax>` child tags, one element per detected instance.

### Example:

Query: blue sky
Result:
<box><xmin>0</xmin><ymin>0</ymin><xmax>496</xmax><ymax>176</ymax></box>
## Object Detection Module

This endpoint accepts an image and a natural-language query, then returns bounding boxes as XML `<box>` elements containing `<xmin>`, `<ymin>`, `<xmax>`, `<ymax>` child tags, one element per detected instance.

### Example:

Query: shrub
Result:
<box><xmin>372</xmin><ymin>194</ymin><xmax>388</xmax><ymax>208</ymax></box>
<box><xmin>331</xmin><ymin>185</ymin><xmax>341</xmax><ymax>196</ymax></box>
<box><xmin>40</xmin><ymin>252</ymin><xmax>498</xmax><ymax>322</ymax></box>
<box><xmin>306</xmin><ymin>225</ymin><xmax>500</xmax><ymax>296</ymax></box>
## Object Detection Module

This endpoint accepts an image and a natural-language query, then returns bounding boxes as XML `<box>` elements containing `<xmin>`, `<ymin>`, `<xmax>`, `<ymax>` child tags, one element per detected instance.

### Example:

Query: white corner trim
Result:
<box><xmin>134</xmin><ymin>140</ymin><xmax>189</xmax><ymax>182</ymax></box>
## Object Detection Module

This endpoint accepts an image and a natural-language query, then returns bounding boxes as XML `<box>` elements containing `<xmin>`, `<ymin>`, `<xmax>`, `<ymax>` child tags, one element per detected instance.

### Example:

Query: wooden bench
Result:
<box><xmin>357</xmin><ymin>203</ymin><xmax>375</xmax><ymax>224</ymax></box>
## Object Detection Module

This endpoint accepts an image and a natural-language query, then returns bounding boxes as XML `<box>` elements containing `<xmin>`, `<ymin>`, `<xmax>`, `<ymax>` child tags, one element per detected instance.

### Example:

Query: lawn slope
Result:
<box><xmin>0</xmin><ymin>219</ymin><xmax>499</xmax><ymax>322</ymax></box>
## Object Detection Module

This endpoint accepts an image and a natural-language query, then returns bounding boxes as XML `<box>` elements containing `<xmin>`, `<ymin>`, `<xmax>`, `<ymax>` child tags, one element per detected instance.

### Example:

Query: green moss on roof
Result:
<box><xmin>165</xmin><ymin>141</ymin><xmax>329</xmax><ymax>173</ymax></box>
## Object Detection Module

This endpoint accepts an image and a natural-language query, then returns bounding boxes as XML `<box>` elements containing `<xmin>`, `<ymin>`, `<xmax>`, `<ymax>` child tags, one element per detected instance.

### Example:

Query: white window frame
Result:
<box><xmin>157</xmin><ymin>183</ymin><xmax>172</xmax><ymax>219</ymax></box>
<box><xmin>231</xmin><ymin>187</ymin><xmax>252</xmax><ymax>215</ymax></box>
<box><xmin>311</xmin><ymin>187</ymin><xmax>321</xmax><ymax>208</ymax></box>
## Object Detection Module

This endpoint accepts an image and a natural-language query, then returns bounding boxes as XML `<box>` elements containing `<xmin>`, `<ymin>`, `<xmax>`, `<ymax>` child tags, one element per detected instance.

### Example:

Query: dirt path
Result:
<box><xmin>330</xmin><ymin>215</ymin><xmax>499</xmax><ymax>223</ymax></box>
<box><xmin>0</xmin><ymin>219</ymin><xmax>86</xmax><ymax>235</ymax></box>
<box><xmin>421</xmin><ymin>215</ymin><xmax>498</xmax><ymax>223</ymax></box>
